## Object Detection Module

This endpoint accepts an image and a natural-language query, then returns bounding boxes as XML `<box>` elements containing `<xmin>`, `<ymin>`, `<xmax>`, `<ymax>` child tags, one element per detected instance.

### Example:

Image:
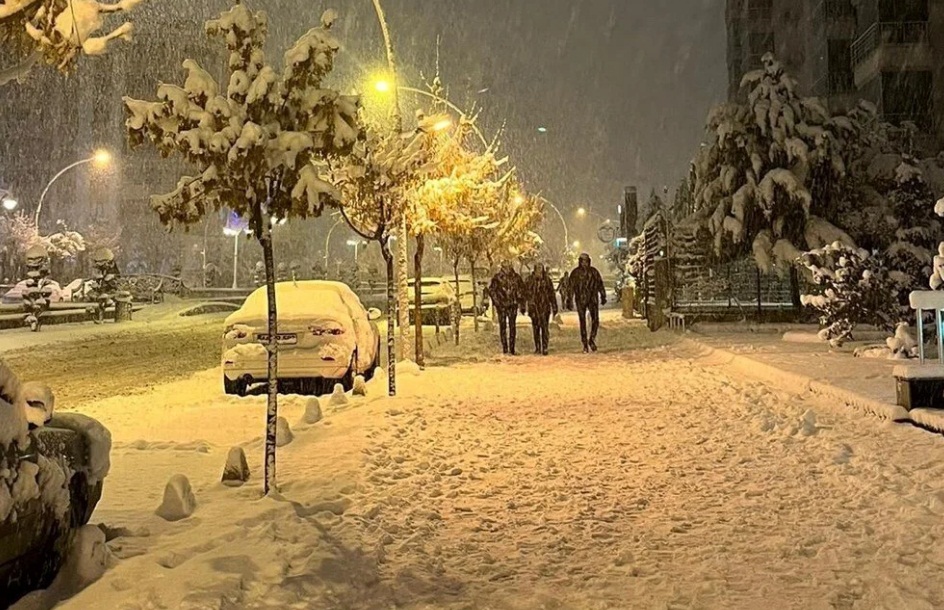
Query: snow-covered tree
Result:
<box><xmin>691</xmin><ymin>54</ymin><xmax>850</xmax><ymax>293</ymax></box>
<box><xmin>799</xmin><ymin>242</ymin><xmax>898</xmax><ymax>346</ymax></box>
<box><xmin>332</xmin><ymin>119</ymin><xmax>434</xmax><ymax>394</ymax></box>
<box><xmin>122</xmin><ymin>5</ymin><xmax>360</xmax><ymax>495</ymax></box>
<box><xmin>0</xmin><ymin>0</ymin><xmax>142</xmax><ymax>85</ymax></box>
<box><xmin>485</xmin><ymin>183</ymin><xmax>544</xmax><ymax>266</ymax></box>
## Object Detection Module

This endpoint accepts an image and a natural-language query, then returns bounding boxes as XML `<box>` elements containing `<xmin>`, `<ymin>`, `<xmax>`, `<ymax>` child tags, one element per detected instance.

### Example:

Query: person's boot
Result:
<box><xmin>582</xmin><ymin>343</ymin><xmax>590</xmax><ymax>354</ymax></box>
<box><xmin>589</xmin><ymin>339</ymin><xmax>598</xmax><ymax>352</ymax></box>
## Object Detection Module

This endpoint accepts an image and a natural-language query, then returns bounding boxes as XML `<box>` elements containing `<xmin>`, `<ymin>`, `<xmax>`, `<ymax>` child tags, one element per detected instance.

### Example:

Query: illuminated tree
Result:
<box><xmin>123</xmin><ymin>4</ymin><xmax>359</xmax><ymax>494</ymax></box>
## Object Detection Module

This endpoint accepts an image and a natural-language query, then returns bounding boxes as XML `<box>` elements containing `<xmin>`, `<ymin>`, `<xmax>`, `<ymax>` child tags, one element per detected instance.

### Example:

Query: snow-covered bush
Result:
<box><xmin>929</xmin><ymin>198</ymin><xmax>944</xmax><ymax>290</ymax></box>
<box><xmin>799</xmin><ymin>242</ymin><xmax>898</xmax><ymax>346</ymax></box>
<box><xmin>0</xmin><ymin>0</ymin><xmax>142</xmax><ymax>85</ymax></box>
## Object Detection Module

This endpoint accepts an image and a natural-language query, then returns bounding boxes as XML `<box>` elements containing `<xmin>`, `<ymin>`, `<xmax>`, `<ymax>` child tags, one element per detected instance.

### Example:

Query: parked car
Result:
<box><xmin>2</xmin><ymin>389</ymin><xmax>109</xmax><ymax>608</ymax></box>
<box><xmin>222</xmin><ymin>281</ymin><xmax>382</xmax><ymax>396</ymax></box>
<box><xmin>407</xmin><ymin>277</ymin><xmax>459</xmax><ymax>325</ymax></box>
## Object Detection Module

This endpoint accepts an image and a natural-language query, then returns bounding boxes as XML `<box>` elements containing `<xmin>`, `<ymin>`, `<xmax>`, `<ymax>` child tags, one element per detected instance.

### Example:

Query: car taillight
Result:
<box><xmin>309</xmin><ymin>327</ymin><xmax>345</xmax><ymax>336</ymax></box>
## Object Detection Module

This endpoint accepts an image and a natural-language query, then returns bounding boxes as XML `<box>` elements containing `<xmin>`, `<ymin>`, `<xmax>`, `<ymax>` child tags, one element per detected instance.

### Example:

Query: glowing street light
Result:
<box><xmin>375</xmin><ymin>79</ymin><xmax>392</xmax><ymax>93</ymax></box>
<box><xmin>573</xmin><ymin>240</ymin><xmax>581</xmax><ymax>250</ymax></box>
<box><xmin>35</xmin><ymin>148</ymin><xmax>113</xmax><ymax>227</ymax></box>
<box><xmin>431</xmin><ymin>118</ymin><xmax>453</xmax><ymax>132</ymax></box>
<box><xmin>576</xmin><ymin>207</ymin><xmax>587</xmax><ymax>218</ymax></box>
<box><xmin>1</xmin><ymin>197</ymin><xmax>17</xmax><ymax>212</ymax></box>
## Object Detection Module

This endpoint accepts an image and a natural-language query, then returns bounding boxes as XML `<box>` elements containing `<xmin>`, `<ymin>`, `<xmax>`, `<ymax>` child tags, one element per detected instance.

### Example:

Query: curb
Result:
<box><xmin>679</xmin><ymin>337</ymin><xmax>912</xmax><ymax>424</ymax></box>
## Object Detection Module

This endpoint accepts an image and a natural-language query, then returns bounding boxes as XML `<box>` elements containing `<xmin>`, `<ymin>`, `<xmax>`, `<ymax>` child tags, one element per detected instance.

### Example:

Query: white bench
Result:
<box><xmin>894</xmin><ymin>291</ymin><xmax>944</xmax><ymax>410</ymax></box>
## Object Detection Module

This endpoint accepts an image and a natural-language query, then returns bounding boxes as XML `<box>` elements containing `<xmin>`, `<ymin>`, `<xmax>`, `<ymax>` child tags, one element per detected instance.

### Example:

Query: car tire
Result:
<box><xmin>224</xmin><ymin>376</ymin><xmax>247</xmax><ymax>397</ymax></box>
<box><xmin>339</xmin><ymin>351</ymin><xmax>356</xmax><ymax>391</ymax></box>
<box><xmin>364</xmin><ymin>337</ymin><xmax>381</xmax><ymax>381</ymax></box>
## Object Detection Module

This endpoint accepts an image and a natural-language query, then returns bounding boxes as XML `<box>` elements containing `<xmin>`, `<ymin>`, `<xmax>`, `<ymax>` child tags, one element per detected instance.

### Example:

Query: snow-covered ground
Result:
<box><xmin>18</xmin><ymin>312</ymin><xmax>944</xmax><ymax>609</ymax></box>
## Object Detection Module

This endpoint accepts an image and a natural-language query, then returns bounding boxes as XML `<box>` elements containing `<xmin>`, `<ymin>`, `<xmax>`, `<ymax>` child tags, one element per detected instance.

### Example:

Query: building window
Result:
<box><xmin>882</xmin><ymin>70</ymin><xmax>933</xmax><ymax>129</ymax></box>
<box><xmin>747</xmin><ymin>32</ymin><xmax>774</xmax><ymax>68</ymax></box>
<box><xmin>824</xmin><ymin>0</ymin><xmax>856</xmax><ymax>19</ymax></box>
<box><xmin>827</xmin><ymin>39</ymin><xmax>855</xmax><ymax>93</ymax></box>
<box><xmin>878</xmin><ymin>0</ymin><xmax>929</xmax><ymax>23</ymax></box>
<box><xmin>747</xmin><ymin>0</ymin><xmax>773</xmax><ymax>20</ymax></box>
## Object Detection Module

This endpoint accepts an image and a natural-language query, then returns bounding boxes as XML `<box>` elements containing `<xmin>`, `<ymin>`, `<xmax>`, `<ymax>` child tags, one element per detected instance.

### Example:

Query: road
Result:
<box><xmin>46</xmin><ymin>312</ymin><xmax>944</xmax><ymax>610</ymax></box>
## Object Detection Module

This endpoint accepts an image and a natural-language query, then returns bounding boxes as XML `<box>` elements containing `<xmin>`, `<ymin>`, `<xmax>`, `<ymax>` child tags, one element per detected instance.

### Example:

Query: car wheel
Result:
<box><xmin>224</xmin><ymin>376</ymin><xmax>247</xmax><ymax>397</ymax></box>
<box><xmin>339</xmin><ymin>351</ymin><xmax>357</xmax><ymax>391</ymax></box>
<box><xmin>364</xmin><ymin>336</ymin><xmax>381</xmax><ymax>381</ymax></box>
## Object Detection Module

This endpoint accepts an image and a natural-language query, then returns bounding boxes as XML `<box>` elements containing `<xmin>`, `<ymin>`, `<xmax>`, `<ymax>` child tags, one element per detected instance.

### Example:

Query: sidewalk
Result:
<box><xmin>680</xmin><ymin>325</ymin><xmax>944</xmax><ymax>433</ymax></box>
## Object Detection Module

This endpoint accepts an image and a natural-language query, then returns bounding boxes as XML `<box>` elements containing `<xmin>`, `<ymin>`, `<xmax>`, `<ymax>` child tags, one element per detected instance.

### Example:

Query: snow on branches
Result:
<box><xmin>799</xmin><ymin>242</ymin><xmax>898</xmax><ymax>346</ymax></box>
<box><xmin>692</xmin><ymin>53</ymin><xmax>849</xmax><ymax>271</ymax></box>
<box><xmin>122</xmin><ymin>4</ymin><xmax>359</xmax><ymax>234</ymax></box>
<box><xmin>0</xmin><ymin>0</ymin><xmax>142</xmax><ymax>84</ymax></box>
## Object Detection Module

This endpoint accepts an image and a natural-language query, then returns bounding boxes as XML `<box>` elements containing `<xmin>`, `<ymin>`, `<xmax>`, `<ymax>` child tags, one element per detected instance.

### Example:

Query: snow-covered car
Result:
<box><xmin>222</xmin><ymin>281</ymin><xmax>382</xmax><ymax>396</ymax></box>
<box><xmin>407</xmin><ymin>277</ymin><xmax>459</xmax><ymax>325</ymax></box>
<box><xmin>1</xmin><ymin>369</ymin><xmax>110</xmax><ymax>608</ymax></box>
<box><xmin>1</xmin><ymin>280</ymin><xmax>64</xmax><ymax>306</ymax></box>
<box><xmin>454</xmin><ymin>275</ymin><xmax>485</xmax><ymax>315</ymax></box>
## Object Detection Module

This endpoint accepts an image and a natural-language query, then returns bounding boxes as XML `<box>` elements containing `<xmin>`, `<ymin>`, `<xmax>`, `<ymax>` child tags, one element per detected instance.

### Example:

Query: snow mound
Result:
<box><xmin>798</xmin><ymin>410</ymin><xmax>819</xmax><ymax>436</ymax></box>
<box><xmin>781</xmin><ymin>331</ymin><xmax>824</xmax><ymax>344</ymax></box>
<box><xmin>156</xmin><ymin>474</ymin><xmax>197</xmax><ymax>521</ymax></box>
<box><xmin>328</xmin><ymin>384</ymin><xmax>349</xmax><ymax>408</ymax></box>
<box><xmin>397</xmin><ymin>360</ymin><xmax>421</xmax><ymax>377</ymax></box>
<box><xmin>21</xmin><ymin>381</ymin><xmax>55</xmax><ymax>428</ymax></box>
<box><xmin>49</xmin><ymin>413</ymin><xmax>112</xmax><ymax>486</ymax></box>
<box><xmin>301</xmin><ymin>397</ymin><xmax>323</xmax><ymax>424</ymax></box>
<box><xmin>221</xmin><ymin>447</ymin><xmax>250</xmax><ymax>487</ymax></box>
<box><xmin>352</xmin><ymin>375</ymin><xmax>367</xmax><ymax>396</ymax></box>
<box><xmin>276</xmin><ymin>417</ymin><xmax>294</xmax><ymax>447</ymax></box>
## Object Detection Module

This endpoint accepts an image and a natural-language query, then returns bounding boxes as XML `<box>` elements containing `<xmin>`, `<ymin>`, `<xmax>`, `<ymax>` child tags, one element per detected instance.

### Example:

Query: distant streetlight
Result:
<box><xmin>431</xmin><ymin>118</ymin><xmax>453</xmax><ymax>132</ymax></box>
<box><xmin>35</xmin><ymin>148</ymin><xmax>112</xmax><ymax>227</ymax></box>
<box><xmin>347</xmin><ymin>239</ymin><xmax>364</xmax><ymax>265</ymax></box>
<box><xmin>537</xmin><ymin>127</ymin><xmax>548</xmax><ymax>133</ymax></box>
<box><xmin>573</xmin><ymin>240</ymin><xmax>581</xmax><ymax>249</ymax></box>
<box><xmin>223</xmin><ymin>226</ymin><xmax>246</xmax><ymax>289</ymax></box>
<box><xmin>1</xmin><ymin>196</ymin><xmax>17</xmax><ymax>212</ymax></box>
<box><xmin>433</xmin><ymin>245</ymin><xmax>444</xmax><ymax>275</ymax></box>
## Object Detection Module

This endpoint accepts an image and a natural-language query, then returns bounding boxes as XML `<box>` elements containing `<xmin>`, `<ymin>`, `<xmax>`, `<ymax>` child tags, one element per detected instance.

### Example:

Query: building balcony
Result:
<box><xmin>851</xmin><ymin>21</ymin><xmax>932</xmax><ymax>86</ymax></box>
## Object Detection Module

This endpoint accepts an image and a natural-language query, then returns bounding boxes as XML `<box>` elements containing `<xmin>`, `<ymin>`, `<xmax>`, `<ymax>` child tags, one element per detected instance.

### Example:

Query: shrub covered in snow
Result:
<box><xmin>799</xmin><ymin>242</ymin><xmax>898</xmax><ymax>346</ymax></box>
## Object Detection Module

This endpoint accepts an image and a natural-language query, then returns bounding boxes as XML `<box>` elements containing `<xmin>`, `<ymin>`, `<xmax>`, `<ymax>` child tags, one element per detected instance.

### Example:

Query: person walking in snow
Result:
<box><xmin>488</xmin><ymin>261</ymin><xmax>526</xmax><ymax>355</ymax></box>
<box><xmin>570</xmin><ymin>253</ymin><xmax>607</xmax><ymax>353</ymax></box>
<box><xmin>525</xmin><ymin>263</ymin><xmax>559</xmax><ymax>355</ymax></box>
<box><xmin>558</xmin><ymin>270</ymin><xmax>574</xmax><ymax>311</ymax></box>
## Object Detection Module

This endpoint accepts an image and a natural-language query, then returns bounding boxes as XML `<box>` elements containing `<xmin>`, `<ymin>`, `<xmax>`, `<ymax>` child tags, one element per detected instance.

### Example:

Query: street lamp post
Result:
<box><xmin>324</xmin><ymin>216</ymin><xmax>345</xmax><ymax>272</ymax></box>
<box><xmin>223</xmin><ymin>227</ymin><xmax>243</xmax><ymax>289</ymax></box>
<box><xmin>34</xmin><ymin>149</ymin><xmax>112</xmax><ymax>228</ymax></box>
<box><xmin>347</xmin><ymin>239</ymin><xmax>364</xmax><ymax>265</ymax></box>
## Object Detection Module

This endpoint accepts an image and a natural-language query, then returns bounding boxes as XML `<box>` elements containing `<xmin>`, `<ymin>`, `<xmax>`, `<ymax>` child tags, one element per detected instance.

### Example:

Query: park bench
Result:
<box><xmin>894</xmin><ymin>291</ymin><xmax>944</xmax><ymax>410</ymax></box>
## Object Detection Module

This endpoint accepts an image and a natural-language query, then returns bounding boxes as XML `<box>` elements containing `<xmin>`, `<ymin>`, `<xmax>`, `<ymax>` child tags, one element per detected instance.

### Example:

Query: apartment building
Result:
<box><xmin>727</xmin><ymin>0</ymin><xmax>943</xmax><ymax>144</ymax></box>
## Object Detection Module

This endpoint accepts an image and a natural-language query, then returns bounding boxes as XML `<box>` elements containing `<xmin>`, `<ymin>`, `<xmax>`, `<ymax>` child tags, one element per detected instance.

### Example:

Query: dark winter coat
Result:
<box><xmin>570</xmin><ymin>264</ymin><xmax>606</xmax><ymax>307</ymax></box>
<box><xmin>488</xmin><ymin>268</ymin><xmax>526</xmax><ymax>311</ymax></box>
<box><xmin>558</xmin><ymin>272</ymin><xmax>574</xmax><ymax>310</ymax></box>
<box><xmin>525</xmin><ymin>273</ymin><xmax>559</xmax><ymax>318</ymax></box>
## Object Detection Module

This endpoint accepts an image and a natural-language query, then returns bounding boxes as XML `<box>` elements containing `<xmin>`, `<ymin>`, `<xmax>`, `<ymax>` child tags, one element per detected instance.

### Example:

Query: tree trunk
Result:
<box><xmin>260</xmin><ymin>227</ymin><xmax>279</xmax><ymax>496</ymax></box>
<box><xmin>470</xmin><ymin>255</ymin><xmax>480</xmax><ymax>333</ymax></box>
<box><xmin>396</xmin><ymin>218</ymin><xmax>409</xmax><ymax>355</ymax></box>
<box><xmin>414</xmin><ymin>234</ymin><xmax>425</xmax><ymax>368</ymax></box>
<box><xmin>380</xmin><ymin>238</ymin><xmax>397</xmax><ymax>396</ymax></box>
<box><xmin>453</xmin><ymin>255</ymin><xmax>461</xmax><ymax>345</ymax></box>
<box><xmin>789</xmin><ymin>265</ymin><xmax>802</xmax><ymax>310</ymax></box>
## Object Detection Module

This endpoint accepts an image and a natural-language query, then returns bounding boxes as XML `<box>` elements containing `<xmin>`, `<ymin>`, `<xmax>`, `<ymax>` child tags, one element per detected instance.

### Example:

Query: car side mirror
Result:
<box><xmin>367</xmin><ymin>308</ymin><xmax>382</xmax><ymax>321</ymax></box>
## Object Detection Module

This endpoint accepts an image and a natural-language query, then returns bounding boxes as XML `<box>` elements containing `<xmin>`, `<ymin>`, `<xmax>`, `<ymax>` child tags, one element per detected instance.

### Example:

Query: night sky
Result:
<box><xmin>2</xmin><ymin>0</ymin><xmax>727</xmax><ymax>248</ymax></box>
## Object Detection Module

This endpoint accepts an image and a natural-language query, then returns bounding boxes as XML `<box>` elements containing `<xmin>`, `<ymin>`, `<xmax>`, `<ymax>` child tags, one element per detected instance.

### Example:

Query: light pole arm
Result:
<box><xmin>324</xmin><ymin>218</ymin><xmax>345</xmax><ymax>269</ymax></box>
<box><xmin>543</xmin><ymin>199</ymin><xmax>569</xmax><ymax>253</ymax></box>
<box><xmin>398</xmin><ymin>86</ymin><xmax>489</xmax><ymax>150</ymax></box>
<box><xmin>35</xmin><ymin>157</ymin><xmax>94</xmax><ymax>227</ymax></box>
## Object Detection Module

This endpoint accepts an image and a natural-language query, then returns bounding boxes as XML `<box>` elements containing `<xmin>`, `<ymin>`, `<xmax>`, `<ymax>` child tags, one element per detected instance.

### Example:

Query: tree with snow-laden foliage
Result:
<box><xmin>332</xmin><ymin>120</ymin><xmax>434</xmax><ymax>396</ymax></box>
<box><xmin>122</xmin><ymin>4</ymin><xmax>360</xmax><ymax>495</ymax></box>
<box><xmin>799</xmin><ymin>242</ymin><xmax>898</xmax><ymax>347</ymax></box>
<box><xmin>691</xmin><ymin>53</ymin><xmax>852</xmax><ymax>303</ymax></box>
<box><xmin>0</xmin><ymin>0</ymin><xmax>142</xmax><ymax>86</ymax></box>
<box><xmin>485</xmin><ymin>183</ymin><xmax>544</xmax><ymax>267</ymax></box>
<box><xmin>415</xmin><ymin>122</ymin><xmax>511</xmax><ymax>342</ymax></box>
